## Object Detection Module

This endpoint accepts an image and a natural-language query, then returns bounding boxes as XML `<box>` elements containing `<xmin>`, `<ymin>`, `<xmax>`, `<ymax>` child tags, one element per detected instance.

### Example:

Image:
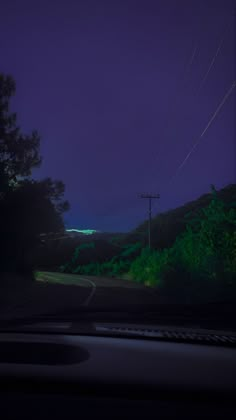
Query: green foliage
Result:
<box><xmin>128</xmin><ymin>186</ymin><xmax>236</xmax><ymax>301</ymax></box>
<box><xmin>60</xmin><ymin>242</ymin><xmax>142</xmax><ymax>277</ymax></box>
<box><xmin>59</xmin><ymin>242</ymin><xmax>95</xmax><ymax>273</ymax></box>
<box><xmin>58</xmin><ymin>185</ymin><xmax>236</xmax><ymax>304</ymax></box>
<box><xmin>119</xmin><ymin>242</ymin><xmax>142</xmax><ymax>258</ymax></box>
<box><xmin>124</xmin><ymin>184</ymin><xmax>236</xmax><ymax>250</ymax></box>
<box><xmin>129</xmin><ymin>247</ymin><xmax>171</xmax><ymax>286</ymax></box>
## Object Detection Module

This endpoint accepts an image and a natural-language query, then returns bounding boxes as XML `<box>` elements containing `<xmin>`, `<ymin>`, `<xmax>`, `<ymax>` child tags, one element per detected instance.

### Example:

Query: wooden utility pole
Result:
<box><xmin>139</xmin><ymin>193</ymin><xmax>160</xmax><ymax>248</ymax></box>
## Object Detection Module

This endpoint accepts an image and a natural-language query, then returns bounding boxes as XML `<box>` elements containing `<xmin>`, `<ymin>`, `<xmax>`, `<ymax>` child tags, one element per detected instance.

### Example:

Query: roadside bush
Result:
<box><xmin>129</xmin><ymin>188</ymin><xmax>236</xmax><ymax>301</ymax></box>
<box><xmin>129</xmin><ymin>247</ymin><xmax>171</xmax><ymax>286</ymax></box>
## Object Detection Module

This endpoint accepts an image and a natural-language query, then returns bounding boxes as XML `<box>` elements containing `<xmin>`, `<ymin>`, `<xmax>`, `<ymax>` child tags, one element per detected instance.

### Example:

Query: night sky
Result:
<box><xmin>0</xmin><ymin>0</ymin><xmax>235</xmax><ymax>232</ymax></box>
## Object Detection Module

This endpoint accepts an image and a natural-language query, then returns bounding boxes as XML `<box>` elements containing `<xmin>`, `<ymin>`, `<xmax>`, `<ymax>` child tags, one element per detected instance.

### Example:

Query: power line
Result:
<box><xmin>146</xmin><ymin>15</ymin><xmax>235</xmax><ymax>219</ymax></box>
<box><xmin>149</xmin><ymin>43</ymin><xmax>200</xmax><ymax>214</ymax></box>
<box><xmin>186</xmin><ymin>44</ymin><xmax>198</xmax><ymax>74</ymax></box>
<box><xmin>159</xmin><ymin>16</ymin><xmax>233</xmax><ymax>174</ymax></box>
<box><xmin>195</xmin><ymin>15</ymin><xmax>234</xmax><ymax>97</ymax></box>
<box><xmin>154</xmin><ymin>15</ymin><xmax>235</xmax><ymax>199</ymax></box>
<box><xmin>148</xmin><ymin>42</ymin><xmax>199</xmax><ymax>184</ymax></box>
<box><xmin>168</xmin><ymin>79</ymin><xmax>236</xmax><ymax>185</ymax></box>
<box><xmin>198</xmin><ymin>37</ymin><xmax>224</xmax><ymax>92</ymax></box>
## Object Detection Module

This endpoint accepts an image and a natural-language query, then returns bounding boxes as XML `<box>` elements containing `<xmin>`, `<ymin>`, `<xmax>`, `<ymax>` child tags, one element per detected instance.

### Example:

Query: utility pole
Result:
<box><xmin>139</xmin><ymin>193</ymin><xmax>160</xmax><ymax>249</ymax></box>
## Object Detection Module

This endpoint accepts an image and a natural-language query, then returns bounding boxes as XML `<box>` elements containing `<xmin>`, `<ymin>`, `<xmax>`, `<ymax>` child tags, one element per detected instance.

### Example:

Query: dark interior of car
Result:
<box><xmin>0</xmin><ymin>328</ymin><xmax>235</xmax><ymax>419</ymax></box>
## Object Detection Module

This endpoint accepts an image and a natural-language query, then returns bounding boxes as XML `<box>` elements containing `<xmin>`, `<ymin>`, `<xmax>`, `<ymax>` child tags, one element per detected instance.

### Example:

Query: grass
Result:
<box><xmin>35</xmin><ymin>271</ymin><xmax>89</xmax><ymax>286</ymax></box>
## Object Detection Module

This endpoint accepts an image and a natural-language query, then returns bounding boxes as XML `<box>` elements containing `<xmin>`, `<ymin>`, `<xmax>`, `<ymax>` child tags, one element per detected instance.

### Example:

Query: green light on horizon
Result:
<box><xmin>66</xmin><ymin>229</ymin><xmax>97</xmax><ymax>235</ymax></box>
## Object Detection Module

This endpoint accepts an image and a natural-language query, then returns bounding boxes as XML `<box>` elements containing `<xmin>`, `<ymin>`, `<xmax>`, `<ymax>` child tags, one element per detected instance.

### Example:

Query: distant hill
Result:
<box><xmin>35</xmin><ymin>184</ymin><xmax>236</xmax><ymax>271</ymax></box>
<box><xmin>123</xmin><ymin>184</ymin><xmax>236</xmax><ymax>249</ymax></box>
<box><xmin>36</xmin><ymin>231</ymin><xmax>127</xmax><ymax>271</ymax></box>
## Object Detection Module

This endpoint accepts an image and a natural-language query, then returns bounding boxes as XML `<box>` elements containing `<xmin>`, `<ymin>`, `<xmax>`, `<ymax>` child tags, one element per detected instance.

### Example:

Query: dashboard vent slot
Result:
<box><xmin>95</xmin><ymin>325</ymin><xmax>236</xmax><ymax>346</ymax></box>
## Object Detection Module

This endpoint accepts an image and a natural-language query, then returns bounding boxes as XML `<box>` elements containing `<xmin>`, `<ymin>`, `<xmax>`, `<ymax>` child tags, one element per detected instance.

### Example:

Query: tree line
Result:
<box><xmin>0</xmin><ymin>74</ymin><xmax>69</xmax><ymax>275</ymax></box>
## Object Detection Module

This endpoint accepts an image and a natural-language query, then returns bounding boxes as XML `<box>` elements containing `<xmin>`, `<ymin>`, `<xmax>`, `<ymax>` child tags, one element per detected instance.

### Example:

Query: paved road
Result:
<box><xmin>1</xmin><ymin>272</ymin><xmax>160</xmax><ymax>319</ymax></box>
<box><xmin>38</xmin><ymin>271</ymin><xmax>159</xmax><ymax>307</ymax></box>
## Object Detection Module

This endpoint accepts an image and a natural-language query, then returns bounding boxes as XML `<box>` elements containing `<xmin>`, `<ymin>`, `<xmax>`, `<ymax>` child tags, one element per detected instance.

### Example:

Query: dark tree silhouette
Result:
<box><xmin>0</xmin><ymin>74</ymin><xmax>69</xmax><ymax>273</ymax></box>
<box><xmin>0</xmin><ymin>74</ymin><xmax>41</xmax><ymax>191</ymax></box>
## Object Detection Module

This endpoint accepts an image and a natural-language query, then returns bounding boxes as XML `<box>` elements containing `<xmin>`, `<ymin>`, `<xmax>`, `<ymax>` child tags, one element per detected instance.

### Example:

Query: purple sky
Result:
<box><xmin>0</xmin><ymin>0</ymin><xmax>235</xmax><ymax>231</ymax></box>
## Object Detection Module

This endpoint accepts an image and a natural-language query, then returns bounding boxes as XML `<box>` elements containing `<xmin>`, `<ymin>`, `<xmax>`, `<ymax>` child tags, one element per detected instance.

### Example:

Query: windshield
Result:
<box><xmin>0</xmin><ymin>0</ymin><xmax>235</xmax><ymax>328</ymax></box>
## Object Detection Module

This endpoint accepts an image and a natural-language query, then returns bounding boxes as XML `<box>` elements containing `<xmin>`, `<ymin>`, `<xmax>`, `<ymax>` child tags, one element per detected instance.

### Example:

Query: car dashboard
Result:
<box><xmin>0</xmin><ymin>326</ymin><xmax>236</xmax><ymax>419</ymax></box>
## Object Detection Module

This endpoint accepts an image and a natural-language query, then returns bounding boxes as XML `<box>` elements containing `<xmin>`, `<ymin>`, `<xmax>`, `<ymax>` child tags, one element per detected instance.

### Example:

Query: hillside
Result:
<box><xmin>124</xmin><ymin>184</ymin><xmax>236</xmax><ymax>249</ymax></box>
<box><xmin>34</xmin><ymin>184</ymin><xmax>236</xmax><ymax>272</ymax></box>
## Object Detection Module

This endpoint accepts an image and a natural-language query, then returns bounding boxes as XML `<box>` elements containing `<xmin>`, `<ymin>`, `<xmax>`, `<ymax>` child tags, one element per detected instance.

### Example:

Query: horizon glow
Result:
<box><xmin>66</xmin><ymin>229</ymin><xmax>97</xmax><ymax>235</ymax></box>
